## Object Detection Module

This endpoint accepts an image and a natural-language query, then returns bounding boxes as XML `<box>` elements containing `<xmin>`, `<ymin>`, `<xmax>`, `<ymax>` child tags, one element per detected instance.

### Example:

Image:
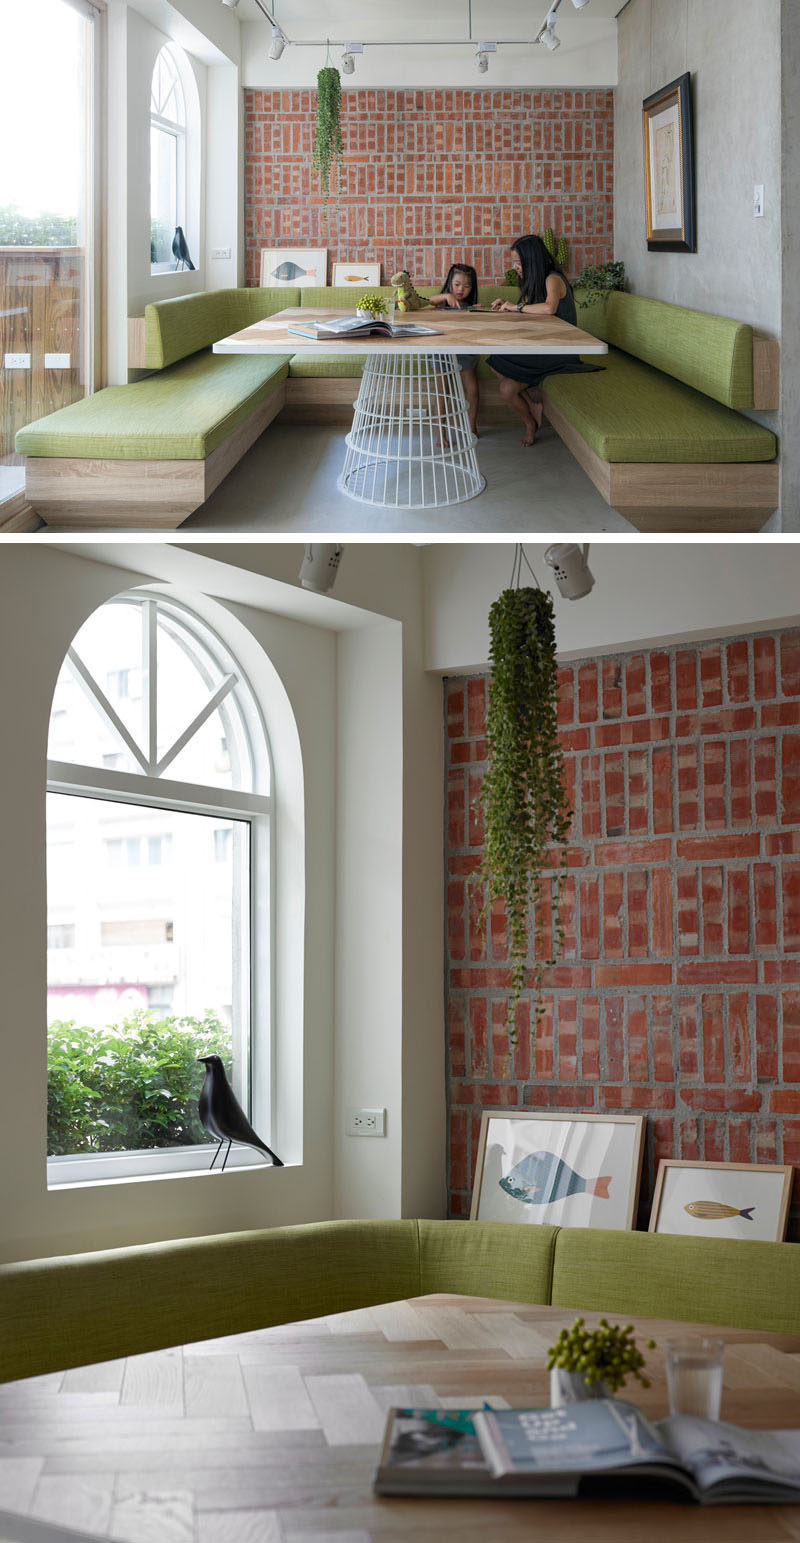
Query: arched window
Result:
<box><xmin>150</xmin><ymin>45</ymin><xmax>187</xmax><ymax>272</ymax></box>
<box><xmin>46</xmin><ymin>592</ymin><xmax>273</xmax><ymax>1184</ymax></box>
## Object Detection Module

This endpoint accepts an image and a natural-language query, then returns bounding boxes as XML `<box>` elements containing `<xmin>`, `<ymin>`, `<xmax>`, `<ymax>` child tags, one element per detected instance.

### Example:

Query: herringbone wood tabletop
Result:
<box><xmin>1</xmin><ymin>1295</ymin><xmax>800</xmax><ymax>1542</ymax></box>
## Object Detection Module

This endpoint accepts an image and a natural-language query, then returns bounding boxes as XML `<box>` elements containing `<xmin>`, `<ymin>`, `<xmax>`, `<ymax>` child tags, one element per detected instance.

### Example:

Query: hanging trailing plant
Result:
<box><xmin>479</xmin><ymin>557</ymin><xmax>572</xmax><ymax>1040</ymax></box>
<box><xmin>313</xmin><ymin>64</ymin><xmax>343</xmax><ymax>197</ymax></box>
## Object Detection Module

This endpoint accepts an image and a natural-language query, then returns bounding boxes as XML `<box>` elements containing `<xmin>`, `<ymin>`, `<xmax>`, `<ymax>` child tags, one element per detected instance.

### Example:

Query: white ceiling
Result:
<box><xmin>238</xmin><ymin>0</ymin><xmax>626</xmax><ymax>39</ymax></box>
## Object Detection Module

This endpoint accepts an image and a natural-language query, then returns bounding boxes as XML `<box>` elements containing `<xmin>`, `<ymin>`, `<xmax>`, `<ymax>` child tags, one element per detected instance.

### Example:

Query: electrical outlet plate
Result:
<box><xmin>347</xmin><ymin>1106</ymin><xmax>386</xmax><ymax>1137</ymax></box>
<box><xmin>211</xmin><ymin>247</ymin><xmax>232</xmax><ymax>260</ymax></box>
<box><xmin>4</xmin><ymin>353</ymin><xmax>30</xmax><ymax>369</ymax></box>
<box><xmin>45</xmin><ymin>352</ymin><xmax>71</xmax><ymax>369</ymax></box>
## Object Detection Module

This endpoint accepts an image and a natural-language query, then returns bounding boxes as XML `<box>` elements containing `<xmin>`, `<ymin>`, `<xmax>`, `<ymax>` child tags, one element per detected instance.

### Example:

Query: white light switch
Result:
<box><xmin>4</xmin><ymin>353</ymin><xmax>30</xmax><ymax>369</ymax></box>
<box><xmin>45</xmin><ymin>352</ymin><xmax>71</xmax><ymax>369</ymax></box>
<box><xmin>754</xmin><ymin>184</ymin><xmax>764</xmax><ymax>217</ymax></box>
<box><xmin>211</xmin><ymin>247</ymin><xmax>231</xmax><ymax>260</ymax></box>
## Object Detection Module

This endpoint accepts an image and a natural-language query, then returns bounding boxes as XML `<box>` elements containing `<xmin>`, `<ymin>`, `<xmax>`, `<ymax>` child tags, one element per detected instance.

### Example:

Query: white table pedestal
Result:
<box><xmin>338</xmin><ymin>352</ymin><xmax>486</xmax><ymax>509</ymax></box>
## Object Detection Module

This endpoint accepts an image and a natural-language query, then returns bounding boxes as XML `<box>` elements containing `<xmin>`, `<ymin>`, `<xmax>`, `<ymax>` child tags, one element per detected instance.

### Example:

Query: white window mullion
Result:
<box><xmin>155</xmin><ymin>675</ymin><xmax>238</xmax><ymax>779</ymax></box>
<box><xmin>145</xmin><ymin>597</ymin><xmax>158</xmax><ymax>774</ymax></box>
<box><xmin>67</xmin><ymin>648</ymin><xmax>149</xmax><ymax>773</ymax></box>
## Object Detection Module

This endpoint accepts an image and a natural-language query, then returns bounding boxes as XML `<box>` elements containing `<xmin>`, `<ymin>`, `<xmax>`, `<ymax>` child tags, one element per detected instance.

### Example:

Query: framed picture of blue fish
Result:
<box><xmin>469</xmin><ymin>1113</ymin><xmax>645</xmax><ymax>1231</ymax></box>
<box><xmin>649</xmin><ymin>1161</ymin><xmax>793</xmax><ymax>1243</ymax></box>
<box><xmin>259</xmin><ymin>248</ymin><xmax>328</xmax><ymax>287</ymax></box>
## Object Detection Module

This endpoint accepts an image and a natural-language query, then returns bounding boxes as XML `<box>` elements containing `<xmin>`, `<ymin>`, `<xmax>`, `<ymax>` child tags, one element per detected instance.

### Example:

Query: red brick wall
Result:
<box><xmin>244</xmin><ymin>88</ymin><xmax>614</xmax><ymax>287</ymax></box>
<box><xmin>446</xmin><ymin>627</ymin><xmax>800</xmax><ymax>1238</ymax></box>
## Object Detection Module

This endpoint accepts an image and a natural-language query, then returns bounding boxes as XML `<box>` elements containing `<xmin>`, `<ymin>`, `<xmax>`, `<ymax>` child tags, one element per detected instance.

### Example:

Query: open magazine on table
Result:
<box><xmin>374</xmin><ymin>1400</ymin><xmax>800</xmax><ymax>1503</ymax></box>
<box><xmin>287</xmin><ymin>315</ymin><xmax>441</xmax><ymax>341</ymax></box>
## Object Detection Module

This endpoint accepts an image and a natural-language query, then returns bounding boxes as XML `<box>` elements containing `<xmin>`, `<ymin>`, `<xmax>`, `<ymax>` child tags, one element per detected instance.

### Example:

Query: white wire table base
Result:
<box><xmin>338</xmin><ymin>353</ymin><xmax>486</xmax><ymax>509</ymax></box>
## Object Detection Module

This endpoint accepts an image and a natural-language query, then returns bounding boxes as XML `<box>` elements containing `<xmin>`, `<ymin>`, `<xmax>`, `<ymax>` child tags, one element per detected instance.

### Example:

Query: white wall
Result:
<box><xmin>105</xmin><ymin>0</ymin><xmax>245</xmax><ymax>382</ymax></box>
<box><xmin>422</xmin><ymin>542</ymin><xmax>800</xmax><ymax>674</ymax></box>
<box><xmin>0</xmin><ymin>546</ymin><xmax>337</xmax><ymax>1262</ymax></box>
<box><xmin>241</xmin><ymin>22</ymin><xmax>618</xmax><ymax>90</ymax></box>
<box><xmin>126</xmin><ymin>6</ymin><xmax>207</xmax><ymax>318</ymax></box>
<box><xmin>0</xmin><ymin>541</ymin><xmax>446</xmax><ymax>1263</ymax></box>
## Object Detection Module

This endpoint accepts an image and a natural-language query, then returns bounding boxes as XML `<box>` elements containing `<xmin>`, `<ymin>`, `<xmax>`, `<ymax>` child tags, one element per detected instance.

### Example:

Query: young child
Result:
<box><xmin>429</xmin><ymin>263</ymin><xmax>481</xmax><ymax>437</ymax></box>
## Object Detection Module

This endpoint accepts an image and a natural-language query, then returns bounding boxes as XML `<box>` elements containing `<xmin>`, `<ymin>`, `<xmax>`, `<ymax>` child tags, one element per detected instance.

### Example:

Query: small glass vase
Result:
<box><xmin>550</xmin><ymin>1367</ymin><xmax>612</xmax><ymax>1408</ymax></box>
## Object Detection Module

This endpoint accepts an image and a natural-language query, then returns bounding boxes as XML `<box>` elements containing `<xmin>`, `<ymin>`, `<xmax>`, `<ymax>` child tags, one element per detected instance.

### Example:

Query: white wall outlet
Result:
<box><xmin>754</xmin><ymin>184</ymin><xmax>765</xmax><ymax>218</ymax></box>
<box><xmin>4</xmin><ymin>353</ymin><xmax>30</xmax><ymax>370</ymax></box>
<box><xmin>211</xmin><ymin>247</ymin><xmax>232</xmax><ymax>260</ymax></box>
<box><xmin>347</xmin><ymin>1107</ymin><xmax>386</xmax><ymax>1137</ymax></box>
<box><xmin>45</xmin><ymin>352</ymin><xmax>71</xmax><ymax>369</ymax></box>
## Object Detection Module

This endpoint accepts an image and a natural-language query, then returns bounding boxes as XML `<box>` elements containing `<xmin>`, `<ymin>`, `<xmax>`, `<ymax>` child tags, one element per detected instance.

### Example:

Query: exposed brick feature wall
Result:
<box><xmin>446</xmin><ymin>628</ymin><xmax>800</xmax><ymax>1238</ymax></box>
<box><xmin>244</xmin><ymin>88</ymin><xmax>614</xmax><ymax>287</ymax></box>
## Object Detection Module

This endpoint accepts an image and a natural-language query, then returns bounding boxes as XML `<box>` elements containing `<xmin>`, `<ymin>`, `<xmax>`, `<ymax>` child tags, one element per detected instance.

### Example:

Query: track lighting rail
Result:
<box><xmin>248</xmin><ymin>0</ymin><xmax>592</xmax><ymax>54</ymax></box>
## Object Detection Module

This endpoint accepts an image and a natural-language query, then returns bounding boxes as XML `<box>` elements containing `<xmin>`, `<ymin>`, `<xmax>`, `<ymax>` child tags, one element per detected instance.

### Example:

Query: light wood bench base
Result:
<box><xmin>24</xmin><ymin>387</ymin><xmax>286</xmax><ymax>531</ymax></box>
<box><xmin>19</xmin><ymin>373</ymin><xmax>778</xmax><ymax>533</ymax></box>
<box><xmin>543</xmin><ymin>399</ymin><xmax>779</xmax><ymax>533</ymax></box>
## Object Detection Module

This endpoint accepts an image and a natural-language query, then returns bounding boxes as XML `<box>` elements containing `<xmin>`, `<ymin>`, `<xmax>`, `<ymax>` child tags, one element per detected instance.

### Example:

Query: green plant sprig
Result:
<box><xmin>356</xmin><ymin>291</ymin><xmax>387</xmax><ymax>318</ymax></box>
<box><xmin>312</xmin><ymin>66</ymin><xmax>343</xmax><ymax>197</ymax></box>
<box><xmin>576</xmin><ymin>261</ymin><xmax>626</xmax><ymax>296</ymax></box>
<box><xmin>547</xmin><ymin>1317</ymin><xmax>656</xmax><ymax>1394</ymax></box>
<box><xmin>478</xmin><ymin>586</ymin><xmax>572</xmax><ymax>1038</ymax></box>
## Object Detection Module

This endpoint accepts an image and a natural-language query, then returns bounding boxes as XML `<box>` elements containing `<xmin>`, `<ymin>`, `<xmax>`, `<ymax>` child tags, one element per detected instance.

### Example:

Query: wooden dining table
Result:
<box><xmin>1</xmin><ymin>1294</ymin><xmax>800</xmax><ymax>1543</ymax></box>
<box><xmin>213</xmin><ymin>307</ymin><xmax>608</xmax><ymax>513</ymax></box>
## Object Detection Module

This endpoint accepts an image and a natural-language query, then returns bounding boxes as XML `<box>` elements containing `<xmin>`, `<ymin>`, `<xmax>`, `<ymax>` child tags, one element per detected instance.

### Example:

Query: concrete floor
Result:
<box><xmin>183</xmin><ymin>420</ymin><xmax>634</xmax><ymax>534</ymax></box>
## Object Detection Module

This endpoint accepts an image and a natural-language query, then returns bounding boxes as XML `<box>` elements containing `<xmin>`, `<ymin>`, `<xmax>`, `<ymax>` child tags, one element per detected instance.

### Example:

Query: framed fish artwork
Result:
<box><xmin>259</xmin><ymin>248</ymin><xmax>328</xmax><ymax>287</ymax></box>
<box><xmin>331</xmin><ymin>261</ymin><xmax>382</xmax><ymax>287</ymax></box>
<box><xmin>649</xmin><ymin>1160</ymin><xmax>793</xmax><ymax>1242</ymax></box>
<box><xmin>469</xmin><ymin>1112</ymin><xmax>645</xmax><ymax>1231</ymax></box>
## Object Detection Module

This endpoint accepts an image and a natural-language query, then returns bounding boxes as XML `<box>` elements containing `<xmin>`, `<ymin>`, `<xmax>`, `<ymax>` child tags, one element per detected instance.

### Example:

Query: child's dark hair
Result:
<box><xmin>439</xmin><ymin>263</ymin><xmax>479</xmax><ymax>305</ymax></box>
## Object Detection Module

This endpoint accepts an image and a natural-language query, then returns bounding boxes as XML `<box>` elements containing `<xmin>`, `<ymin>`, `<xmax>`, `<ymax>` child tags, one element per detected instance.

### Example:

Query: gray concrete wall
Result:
<box><xmin>781</xmin><ymin>0</ymin><xmax>800</xmax><ymax>530</ymax></box>
<box><xmin>615</xmin><ymin>0</ymin><xmax>783</xmax><ymax>517</ymax></box>
<box><xmin>616</xmin><ymin>0</ymin><xmax>781</xmax><ymax>332</ymax></box>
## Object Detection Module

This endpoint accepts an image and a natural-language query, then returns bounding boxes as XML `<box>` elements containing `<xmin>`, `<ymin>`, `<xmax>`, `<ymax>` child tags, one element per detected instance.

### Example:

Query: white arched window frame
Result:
<box><xmin>46</xmin><ymin>591</ymin><xmax>274</xmax><ymax>1187</ymax></box>
<box><xmin>150</xmin><ymin>45</ymin><xmax>187</xmax><ymax>273</ymax></box>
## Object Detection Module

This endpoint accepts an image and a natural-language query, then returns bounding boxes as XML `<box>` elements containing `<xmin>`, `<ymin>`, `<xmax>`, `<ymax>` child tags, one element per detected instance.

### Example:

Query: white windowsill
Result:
<box><xmin>47</xmin><ymin>1143</ymin><xmax>282</xmax><ymax>1189</ymax></box>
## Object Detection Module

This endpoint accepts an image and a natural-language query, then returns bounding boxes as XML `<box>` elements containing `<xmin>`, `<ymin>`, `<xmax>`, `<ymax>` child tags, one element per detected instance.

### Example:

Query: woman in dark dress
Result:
<box><xmin>487</xmin><ymin>233</ymin><xmax>602</xmax><ymax>446</ymax></box>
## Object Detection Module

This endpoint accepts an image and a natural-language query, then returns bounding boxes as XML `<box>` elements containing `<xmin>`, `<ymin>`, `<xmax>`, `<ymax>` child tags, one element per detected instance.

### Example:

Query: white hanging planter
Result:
<box><xmin>550</xmin><ymin>1368</ymin><xmax>612</xmax><ymax>1408</ymax></box>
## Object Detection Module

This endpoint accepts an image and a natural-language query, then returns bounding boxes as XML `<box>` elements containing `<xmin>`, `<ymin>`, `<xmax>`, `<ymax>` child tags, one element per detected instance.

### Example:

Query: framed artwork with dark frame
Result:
<box><xmin>649</xmin><ymin>1160</ymin><xmax>793</xmax><ymax>1242</ymax></box>
<box><xmin>642</xmin><ymin>72</ymin><xmax>696</xmax><ymax>252</ymax></box>
<box><xmin>469</xmin><ymin>1111</ymin><xmax>645</xmax><ymax>1231</ymax></box>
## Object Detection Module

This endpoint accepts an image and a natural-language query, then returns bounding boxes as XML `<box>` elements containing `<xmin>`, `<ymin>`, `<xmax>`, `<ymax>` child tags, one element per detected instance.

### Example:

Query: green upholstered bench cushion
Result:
<box><xmin>145</xmin><ymin>287</ymin><xmax>300</xmax><ymax>369</ymax></box>
<box><xmin>551</xmin><ymin>1228</ymin><xmax>800</xmax><ymax>1336</ymax></box>
<box><xmin>542</xmin><ymin>348</ymin><xmax>777</xmax><ymax>464</ymax></box>
<box><xmin>15</xmin><ymin>351</ymin><xmax>289</xmax><ymax>460</ymax></box>
<box><xmin>605</xmin><ymin>291</ymin><xmax>756</xmax><ymax>409</ymax></box>
<box><xmin>419</xmin><ymin>1219</ymin><xmax>557</xmax><ymax>1304</ymax></box>
<box><xmin>0</xmin><ymin>1220</ymin><xmax>421</xmax><ymax>1383</ymax></box>
<box><xmin>297</xmin><ymin>285</ymin><xmax>520</xmax><ymax>310</ymax></box>
<box><xmin>289</xmin><ymin>355</ymin><xmax>498</xmax><ymax>379</ymax></box>
<box><xmin>289</xmin><ymin>353</ymin><xmax>367</xmax><ymax>378</ymax></box>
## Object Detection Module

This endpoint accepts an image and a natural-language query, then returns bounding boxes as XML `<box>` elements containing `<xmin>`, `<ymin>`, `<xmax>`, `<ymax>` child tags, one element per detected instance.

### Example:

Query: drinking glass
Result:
<box><xmin>664</xmin><ymin>1337</ymin><xmax>725</xmax><ymax>1419</ymax></box>
<box><xmin>385</xmin><ymin>296</ymin><xmax>397</xmax><ymax>330</ymax></box>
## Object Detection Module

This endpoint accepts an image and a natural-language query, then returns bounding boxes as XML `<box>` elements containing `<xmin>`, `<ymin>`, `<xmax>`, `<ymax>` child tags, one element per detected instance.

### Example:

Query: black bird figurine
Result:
<box><xmin>172</xmin><ymin>226</ymin><xmax>195</xmax><ymax>270</ymax></box>
<box><xmin>197</xmin><ymin>1054</ymin><xmax>283</xmax><ymax>1172</ymax></box>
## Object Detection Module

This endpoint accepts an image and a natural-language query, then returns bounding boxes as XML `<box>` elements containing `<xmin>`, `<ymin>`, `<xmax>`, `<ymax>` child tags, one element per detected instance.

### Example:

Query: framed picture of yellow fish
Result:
<box><xmin>649</xmin><ymin>1161</ymin><xmax>793</xmax><ymax>1242</ymax></box>
<box><xmin>259</xmin><ymin>248</ymin><xmax>328</xmax><ymax>287</ymax></box>
<box><xmin>469</xmin><ymin>1112</ymin><xmax>645</xmax><ymax>1231</ymax></box>
<box><xmin>331</xmin><ymin>262</ymin><xmax>382</xmax><ymax>287</ymax></box>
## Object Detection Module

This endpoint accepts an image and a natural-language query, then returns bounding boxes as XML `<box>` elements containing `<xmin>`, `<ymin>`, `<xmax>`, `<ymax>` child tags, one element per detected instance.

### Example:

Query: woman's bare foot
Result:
<box><xmin>521</xmin><ymin>423</ymin><xmax>537</xmax><ymax>447</ymax></box>
<box><xmin>524</xmin><ymin>392</ymin><xmax>544</xmax><ymax>432</ymax></box>
<box><xmin>470</xmin><ymin>419</ymin><xmax>480</xmax><ymax>439</ymax></box>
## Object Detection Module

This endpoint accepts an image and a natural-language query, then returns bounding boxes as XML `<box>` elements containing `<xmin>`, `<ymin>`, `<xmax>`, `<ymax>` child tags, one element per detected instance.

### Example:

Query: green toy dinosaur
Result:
<box><xmin>390</xmin><ymin>270</ymin><xmax>430</xmax><ymax>312</ymax></box>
